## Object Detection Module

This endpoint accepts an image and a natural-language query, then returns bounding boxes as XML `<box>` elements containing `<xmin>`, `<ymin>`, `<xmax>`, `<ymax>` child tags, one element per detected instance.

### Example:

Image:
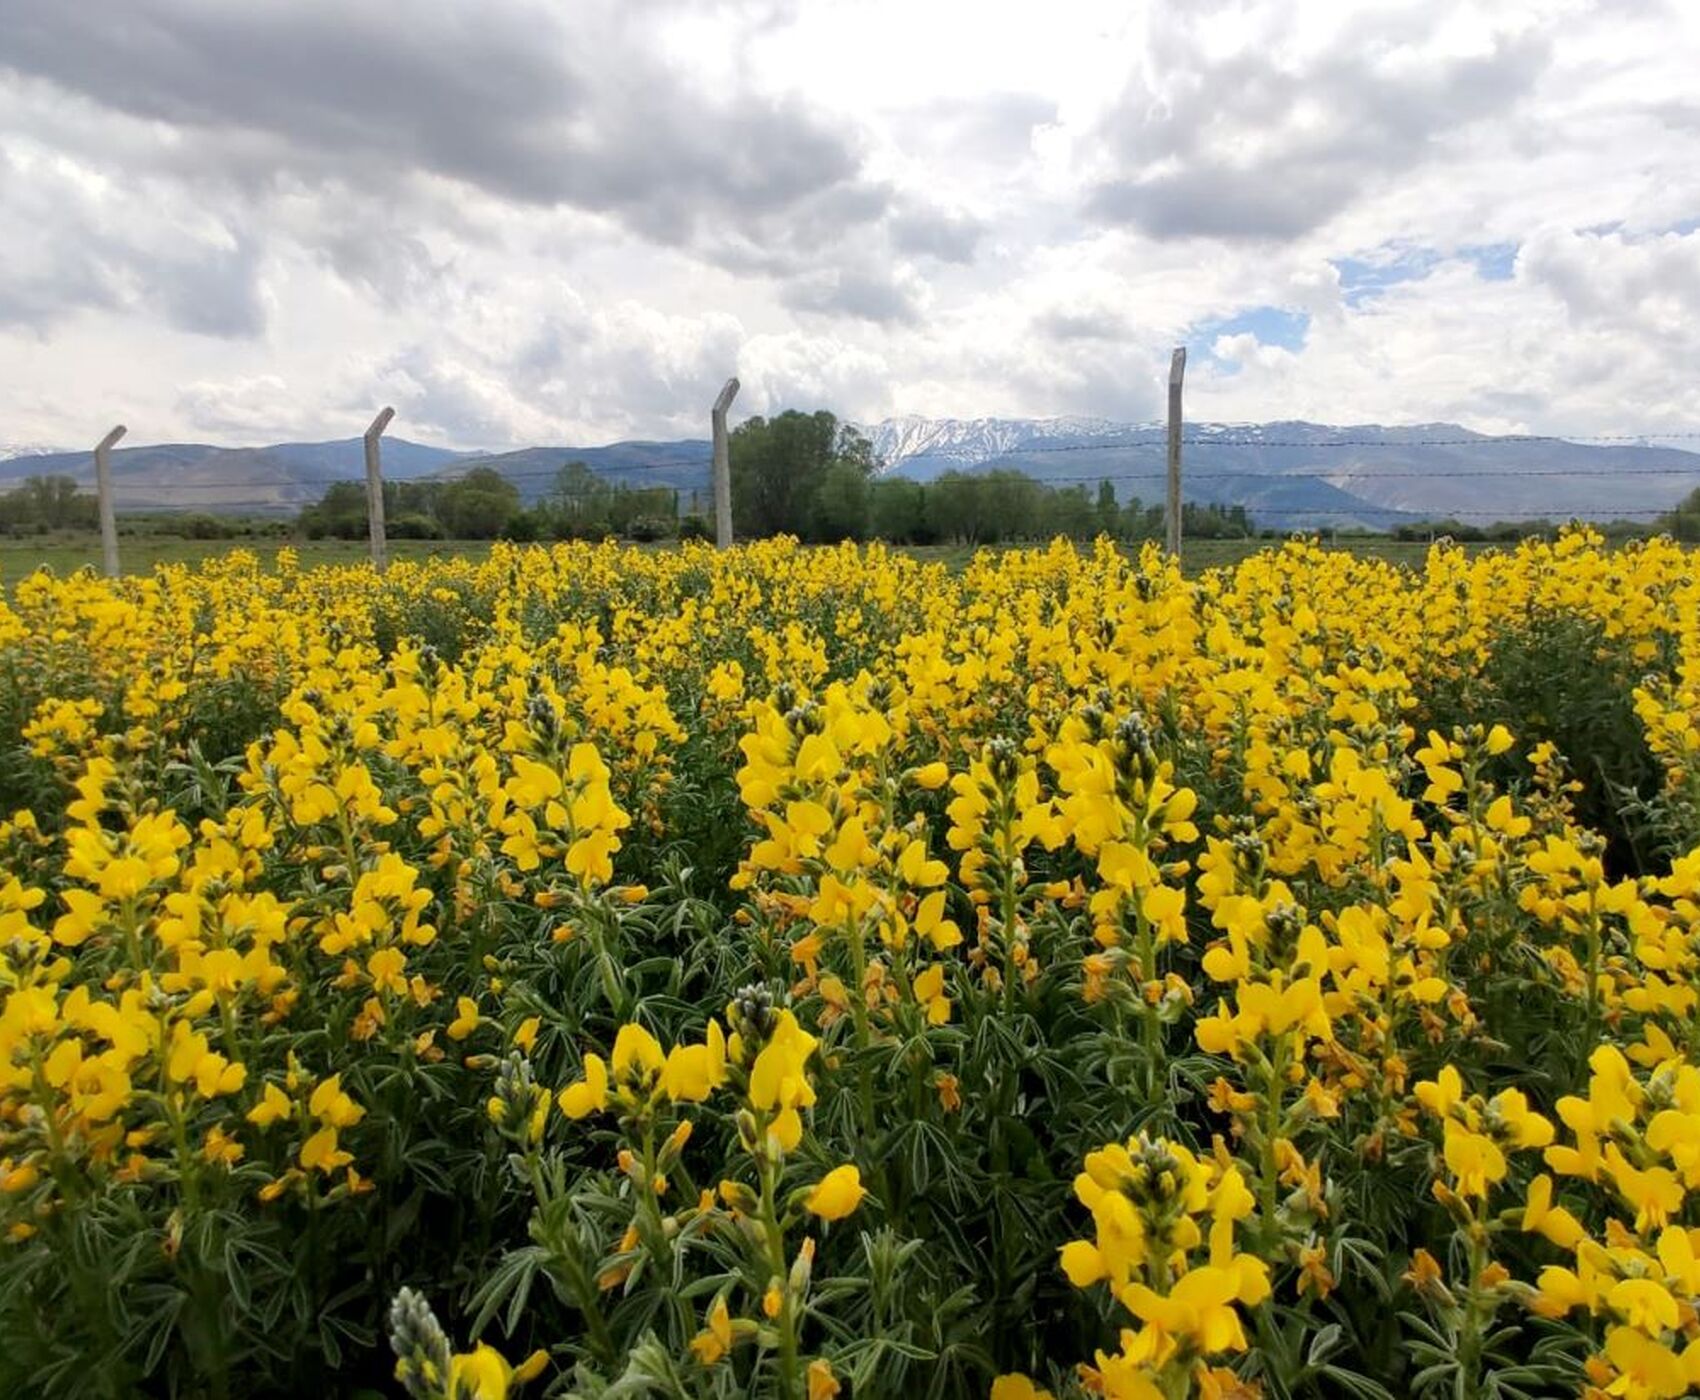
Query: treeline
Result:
<box><xmin>725</xmin><ymin>410</ymin><xmax>1251</xmax><ymax>543</ymax></box>
<box><xmin>844</xmin><ymin>472</ymin><xmax>1250</xmax><ymax>544</ymax></box>
<box><xmin>297</xmin><ymin>467</ymin><xmax>697</xmax><ymax>543</ymax></box>
<box><xmin>21</xmin><ymin>429</ymin><xmax>1700</xmax><ymax>550</ymax></box>
<box><xmin>1656</xmin><ymin>486</ymin><xmax>1700</xmax><ymax>542</ymax></box>
<box><xmin>0</xmin><ymin>475</ymin><xmax>100</xmax><ymax>533</ymax></box>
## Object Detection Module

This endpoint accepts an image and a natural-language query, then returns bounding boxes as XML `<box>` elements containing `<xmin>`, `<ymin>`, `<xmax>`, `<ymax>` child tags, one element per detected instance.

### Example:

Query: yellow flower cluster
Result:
<box><xmin>2</xmin><ymin>528</ymin><xmax>1699</xmax><ymax>1399</ymax></box>
<box><xmin>1056</xmin><ymin>1134</ymin><xmax>1268</xmax><ymax>1397</ymax></box>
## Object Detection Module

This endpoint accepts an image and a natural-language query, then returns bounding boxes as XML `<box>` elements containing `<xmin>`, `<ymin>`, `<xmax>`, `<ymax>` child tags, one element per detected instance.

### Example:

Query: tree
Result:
<box><xmin>0</xmin><ymin>474</ymin><xmax>99</xmax><ymax>532</ymax></box>
<box><xmin>807</xmin><ymin>461</ymin><xmax>870</xmax><ymax>542</ymax></box>
<box><xmin>1047</xmin><ymin>484</ymin><xmax>1098</xmax><ymax>540</ymax></box>
<box><xmin>1096</xmin><ymin>480</ymin><xmax>1120</xmax><ymax>537</ymax></box>
<box><xmin>1658</xmin><ymin>486</ymin><xmax>1700</xmax><ymax>542</ymax></box>
<box><xmin>297</xmin><ymin>481</ymin><xmax>369</xmax><ymax>539</ymax></box>
<box><xmin>438</xmin><ymin>468</ymin><xmax>521</xmax><ymax>538</ymax></box>
<box><xmin>869</xmin><ymin>478</ymin><xmax>930</xmax><ymax>543</ymax></box>
<box><xmin>730</xmin><ymin>411</ymin><xmax>880</xmax><ymax>540</ymax></box>
<box><xmin>552</xmin><ymin>461</ymin><xmax>611</xmax><ymax>535</ymax></box>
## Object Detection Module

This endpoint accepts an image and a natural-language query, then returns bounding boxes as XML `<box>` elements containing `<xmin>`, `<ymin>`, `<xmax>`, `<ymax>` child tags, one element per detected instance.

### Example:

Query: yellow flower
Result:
<box><xmin>1442</xmin><ymin>1122</ymin><xmax>1507</xmax><ymax>1198</ymax></box>
<box><xmin>248</xmin><ymin>1081</ymin><xmax>294</xmax><ymax>1128</ymax></box>
<box><xmin>1122</xmin><ymin>1263</ymin><xmax>1259</xmax><ymax>1356</ymax></box>
<box><xmin>1059</xmin><ymin>1240</ymin><xmax>1106</xmax><ymax>1288</ymax></box>
<box><xmin>805</xmin><ymin>1165</ymin><xmax>867</xmax><ymax>1221</ymax></box>
<box><xmin>612</xmin><ymin>1023</ymin><xmax>665</xmax><ymax>1085</ymax></box>
<box><xmin>1414</xmin><ymin>1065</ymin><xmax>1463</xmax><ymax>1119</ymax></box>
<box><xmin>913</xmin><ymin>964</ymin><xmax>952</xmax><ymax>1025</ymax></box>
<box><xmin>662</xmin><ymin>1027</ymin><xmax>728</xmax><ymax>1104</ymax></box>
<box><xmin>914</xmin><ymin>890</ymin><xmax>962</xmax><ymax>951</ymax></box>
<box><xmin>447</xmin><ymin>997</ymin><xmax>481</xmax><ymax>1041</ymax></box>
<box><xmin>309</xmin><ymin>1074</ymin><xmax>366</xmax><ymax>1129</ymax></box>
<box><xmin>1521</xmin><ymin>1175</ymin><xmax>1585</xmax><ymax>1250</ymax></box>
<box><xmin>990</xmin><ymin>1377</ymin><xmax>1054</xmax><ymax>1400</ymax></box>
<box><xmin>1607</xmin><ymin>1278</ymin><xmax>1679</xmax><ymax>1334</ymax></box>
<box><xmin>807</xmin><ymin>1358</ymin><xmax>842</xmax><ymax>1400</ymax></box>
<box><xmin>689</xmin><ymin>1296</ymin><xmax>734</xmax><ymax>1365</ymax></box>
<box><xmin>1600</xmin><ymin>1324</ymin><xmax>1696</xmax><ymax>1398</ymax></box>
<box><xmin>911</xmin><ymin>761</ymin><xmax>950</xmax><ymax>790</ymax></box>
<box><xmin>448</xmin><ymin>1342</ymin><xmax>514</xmax><ymax>1400</ymax></box>
<box><xmin>299</xmin><ymin>1126</ymin><xmax>351</xmax><ymax>1174</ymax></box>
<box><xmin>558</xmin><ymin>1053</ymin><xmax>609</xmax><ymax>1119</ymax></box>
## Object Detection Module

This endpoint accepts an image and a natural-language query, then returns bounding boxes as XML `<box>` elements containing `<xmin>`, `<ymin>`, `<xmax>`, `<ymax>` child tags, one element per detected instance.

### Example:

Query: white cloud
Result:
<box><xmin>0</xmin><ymin>0</ymin><xmax>1696</xmax><ymax>449</ymax></box>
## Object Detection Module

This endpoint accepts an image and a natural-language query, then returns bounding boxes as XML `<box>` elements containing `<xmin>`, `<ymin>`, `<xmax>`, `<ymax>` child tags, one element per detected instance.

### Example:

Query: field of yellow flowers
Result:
<box><xmin>2</xmin><ymin>531</ymin><xmax>1699</xmax><ymax>1400</ymax></box>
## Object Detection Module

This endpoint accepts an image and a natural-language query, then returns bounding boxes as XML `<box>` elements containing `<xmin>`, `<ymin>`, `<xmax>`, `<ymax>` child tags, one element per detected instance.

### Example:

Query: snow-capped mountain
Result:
<box><xmin>857</xmin><ymin>416</ymin><xmax>1157</xmax><ymax>474</ymax></box>
<box><xmin>853</xmin><ymin>416</ymin><xmax>1700</xmax><ymax>527</ymax></box>
<box><xmin>0</xmin><ymin>443</ymin><xmax>62</xmax><ymax>463</ymax></box>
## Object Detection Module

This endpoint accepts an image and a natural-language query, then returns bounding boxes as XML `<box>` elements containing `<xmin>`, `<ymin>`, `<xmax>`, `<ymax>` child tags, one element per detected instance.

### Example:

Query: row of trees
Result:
<box><xmin>859</xmin><ymin>473</ymin><xmax>1253</xmax><ymax>544</ymax></box>
<box><xmin>1658</xmin><ymin>486</ymin><xmax>1700</xmax><ymax>542</ymax></box>
<box><xmin>725</xmin><ymin>411</ymin><xmax>1252</xmax><ymax>544</ymax></box>
<box><xmin>300</xmin><ymin>472</ymin><xmax>522</xmax><ymax>540</ymax></box>
<box><xmin>297</xmin><ymin>469</ymin><xmax>696</xmax><ymax>543</ymax></box>
<box><xmin>0</xmin><ymin>475</ymin><xmax>100</xmax><ymax>533</ymax></box>
<box><xmin>24</xmin><ymin>434</ymin><xmax>1700</xmax><ymax>548</ymax></box>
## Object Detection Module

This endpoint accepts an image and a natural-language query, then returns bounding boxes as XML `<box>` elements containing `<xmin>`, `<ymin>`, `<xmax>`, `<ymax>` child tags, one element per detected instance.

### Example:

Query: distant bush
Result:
<box><xmin>176</xmin><ymin>514</ymin><xmax>233</xmax><ymax>540</ymax></box>
<box><xmin>500</xmin><ymin>510</ymin><xmax>542</xmax><ymax>543</ymax></box>
<box><xmin>624</xmin><ymin>514</ymin><xmax>673</xmax><ymax>543</ymax></box>
<box><xmin>389</xmin><ymin>513</ymin><xmax>445</xmax><ymax>540</ymax></box>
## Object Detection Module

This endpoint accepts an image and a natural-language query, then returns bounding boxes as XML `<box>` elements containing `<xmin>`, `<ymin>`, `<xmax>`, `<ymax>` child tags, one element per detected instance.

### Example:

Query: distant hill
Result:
<box><xmin>0</xmin><ymin>437</ymin><xmax>470</xmax><ymax>513</ymax></box>
<box><xmin>859</xmin><ymin>418</ymin><xmax>1700</xmax><ymax>530</ymax></box>
<box><xmin>3</xmin><ymin>419</ymin><xmax>1696</xmax><ymax>528</ymax></box>
<box><xmin>434</xmin><ymin>440</ymin><xmax>713</xmax><ymax>505</ymax></box>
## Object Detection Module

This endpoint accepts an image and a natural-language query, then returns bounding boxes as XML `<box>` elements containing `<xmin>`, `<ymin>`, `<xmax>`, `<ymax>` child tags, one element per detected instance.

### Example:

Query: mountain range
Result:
<box><xmin>4</xmin><ymin>418</ymin><xmax>1699</xmax><ymax>529</ymax></box>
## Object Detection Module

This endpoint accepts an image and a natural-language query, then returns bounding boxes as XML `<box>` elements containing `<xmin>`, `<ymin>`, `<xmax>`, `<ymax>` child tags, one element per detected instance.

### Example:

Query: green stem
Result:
<box><xmin>1135</xmin><ymin>905</ymin><xmax>1161</xmax><ymax>1093</ymax></box>
<box><xmin>758</xmin><ymin>1151</ymin><xmax>801</xmax><ymax>1400</ymax></box>
<box><xmin>1582</xmin><ymin>903</ymin><xmax>1603</xmax><ymax>1062</ymax></box>
<box><xmin>524</xmin><ymin>1152</ymin><xmax>616</xmax><ymax>1364</ymax></box>
<box><xmin>1000</xmin><ymin>850</ymin><xmax>1020</xmax><ymax>1016</ymax></box>
<box><xmin>1458</xmin><ymin>1223</ymin><xmax>1488</xmax><ymax>1400</ymax></box>
<box><xmin>845</xmin><ymin>917</ymin><xmax>875</xmax><ymax>1138</ymax></box>
<box><xmin>1259</xmin><ymin>1036</ymin><xmax>1288</xmax><ymax>1248</ymax></box>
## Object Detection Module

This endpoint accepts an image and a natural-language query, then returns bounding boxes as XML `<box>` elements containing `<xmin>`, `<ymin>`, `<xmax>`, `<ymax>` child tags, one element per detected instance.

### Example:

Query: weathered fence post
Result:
<box><xmin>1165</xmin><ymin>348</ymin><xmax>1186</xmax><ymax>561</ymax></box>
<box><xmin>712</xmin><ymin>378</ymin><xmax>739</xmax><ymax>549</ymax></box>
<box><xmin>364</xmin><ymin>407</ymin><xmax>395</xmax><ymax>570</ymax></box>
<box><xmin>94</xmin><ymin>425</ymin><xmax>127</xmax><ymax>578</ymax></box>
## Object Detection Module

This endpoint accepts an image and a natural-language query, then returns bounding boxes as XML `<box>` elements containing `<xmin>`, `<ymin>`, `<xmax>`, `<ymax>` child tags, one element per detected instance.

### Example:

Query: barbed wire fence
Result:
<box><xmin>25</xmin><ymin>353</ymin><xmax>1700</xmax><ymax>574</ymax></box>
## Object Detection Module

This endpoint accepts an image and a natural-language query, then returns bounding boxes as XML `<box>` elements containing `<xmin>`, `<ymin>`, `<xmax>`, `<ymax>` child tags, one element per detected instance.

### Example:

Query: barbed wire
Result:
<box><xmin>55</xmin><ymin>458</ymin><xmax>1700</xmax><ymax>495</ymax></box>
<box><xmin>11</xmin><ymin>431</ymin><xmax>1700</xmax><ymax>529</ymax></box>
<box><xmin>31</xmin><ymin>458</ymin><xmax>714</xmax><ymax>492</ymax></box>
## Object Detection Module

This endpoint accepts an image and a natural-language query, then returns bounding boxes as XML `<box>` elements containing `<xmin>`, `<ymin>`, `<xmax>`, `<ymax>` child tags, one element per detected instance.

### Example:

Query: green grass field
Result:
<box><xmin>0</xmin><ymin>531</ymin><xmax>1475</xmax><ymax>585</ymax></box>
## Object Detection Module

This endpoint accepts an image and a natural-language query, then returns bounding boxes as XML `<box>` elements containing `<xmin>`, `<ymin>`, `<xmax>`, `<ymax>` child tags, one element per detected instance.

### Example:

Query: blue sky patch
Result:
<box><xmin>1197</xmin><ymin>305</ymin><xmax>1311</xmax><ymax>361</ymax></box>
<box><xmin>1332</xmin><ymin>247</ymin><xmax>1442</xmax><ymax>305</ymax></box>
<box><xmin>1333</xmin><ymin>242</ymin><xmax>1519</xmax><ymax>303</ymax></box>
<box><xmin>1462</xmin><ymin>242</ymin><xmax>1517</xmax><ymax>280</ymax></box>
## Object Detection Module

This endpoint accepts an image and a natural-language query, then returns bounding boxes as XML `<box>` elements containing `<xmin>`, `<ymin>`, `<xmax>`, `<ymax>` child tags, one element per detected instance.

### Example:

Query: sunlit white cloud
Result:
<box><xmin>0</xmin><ymin>0</ymin><xmax>1696</xmax><ymax>450</ymax></box>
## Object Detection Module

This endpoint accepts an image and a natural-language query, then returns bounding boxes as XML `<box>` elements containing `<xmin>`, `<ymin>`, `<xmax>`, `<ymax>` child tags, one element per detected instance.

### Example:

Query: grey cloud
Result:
<box><xmin>174</xmin><ymin>374</ymin><xmax>293</xmax><ymax>435</ymax></box>
<box><xmin>1519</xmin><ymin>227</ymin><xmax>1700</xmax><ymax>342</ymax></box>
<box><xmin>889</xmin><ymin>203</ymin><xmax>984</xmax><ymax>263</ymax></box>
<box><xmin>151</xmin><ymin>234</ymin><xmax>268</xmax><ymax>337</ymax></box>
<box><xmin>0</xmin><ymin>0</ymin><xmax>884</xmax><ymax>255</ymax></box>
<box><xmin>359</xmin><ymin>296</ymin><xmax>746</xmax><ymax>446</ymax></box>
<box><xmin>781</xmin><ymin>265</ymin><xmax>924</xmax><ymax>325</ymax></box>
<box><xmin>0</xmin><ymin>143</ymin><xmax>266</xmax><ymax>336</ymax></box>
<box><xmin>1086</xmin><ymin>12</ymin><xmax>1551</xmax><ymax>241</ymax></box>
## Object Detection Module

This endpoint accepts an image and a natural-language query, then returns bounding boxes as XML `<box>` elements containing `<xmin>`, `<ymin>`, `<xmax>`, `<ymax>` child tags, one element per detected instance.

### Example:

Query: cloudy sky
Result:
<box><xmin>1</xmin><ymin>0</ymin><xmax>1697</xmax><ymax>450</ymax></box>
